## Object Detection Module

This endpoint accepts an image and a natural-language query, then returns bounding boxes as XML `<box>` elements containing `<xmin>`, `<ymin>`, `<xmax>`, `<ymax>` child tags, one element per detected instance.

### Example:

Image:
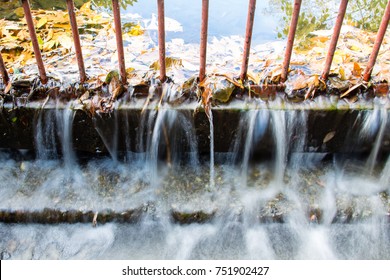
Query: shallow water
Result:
<box><xmin>0</xmin><ymin>144</ymin><xmax>389</xmax><ymax>259</ymax></box>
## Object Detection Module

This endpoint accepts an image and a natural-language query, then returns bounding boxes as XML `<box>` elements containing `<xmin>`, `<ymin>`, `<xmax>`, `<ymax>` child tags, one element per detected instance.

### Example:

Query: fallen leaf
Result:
<box><xmin>57</xmin><ymin>34</ymin><xmax>72</xmax><ymax>49</ymax></box>
<box><xmin>14</xmin><ymin>7</ymin><xmax>24</xmax><ymax>18</ymax></box>
<box><xmin>340</xmin><ymin>83</ymin><xmax>365</xmax><ymax>98</ymax></box>
<box><xmin>323</xmin><ymin>131</ymin><xmax>335</xmax><ymax>143</ymax></box>
<box><xmin>4</xmin><ymin>82</ymin><xmax>12</xmax><ymax>94</ymax></box>
<box><xmin>129</xmin><ymin>24</ymin><xmax>144</xmax><ymax>36</ymax></box>
<box><xmin>36</xmin><ymin>17</ymin><xmax>47</xmax><ymax>29</ymax></box>
<box><xmin>352</xmin><ymin>62</ymin><xmax>362</xmax><ymax>77</ymax></box>
<box><xmin>292</xmin><ymin>74</ymin><xmax>308</xmax><ymax>90</ymax></box>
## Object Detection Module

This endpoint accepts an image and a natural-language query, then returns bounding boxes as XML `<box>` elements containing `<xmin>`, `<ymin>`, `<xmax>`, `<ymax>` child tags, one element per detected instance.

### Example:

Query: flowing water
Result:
<box><xmin>1</xmin><ymin>99</ymin><xmax>390</xmax><ymax>260</ymax></box>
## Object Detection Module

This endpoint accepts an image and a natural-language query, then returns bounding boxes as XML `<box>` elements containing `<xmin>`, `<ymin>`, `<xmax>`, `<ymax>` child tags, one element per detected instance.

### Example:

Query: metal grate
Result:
<box><xmin>0</xmin><ymin>0</ymin><xmax>389</xmax><ymax>87</ymax></box>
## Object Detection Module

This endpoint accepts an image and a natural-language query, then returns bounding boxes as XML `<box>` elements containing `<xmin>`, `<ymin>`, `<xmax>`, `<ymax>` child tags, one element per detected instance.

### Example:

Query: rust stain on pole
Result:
<box><xmin>321</xmin><ymin>0</ymin><xmax>349</xmax><ymax>81</ymax></box>
<box><xmin>363</xmin><ymin>0</ymin><xmax>390</xmax><ymax>82</ymax></box>
<box><xmin>199</xmin><ymin>0</ymin><xmax>209</xmax><ymax>82</ymax></box>
<box><xmin>157</xmin><ymin>0</ymin><xmax>166</xmax><ymax>82</ymax></box>
<box><xmin>0</xmin><ymin>52</ymin><xmax>9</xmax><ymax>85</ymax></box>
<box><xmin>240</xmin><ymin>0</ymin><xmax>257</xmax><ymax>82</ymax></box>
<box><xmin>21</xmin><ymin>0</ymin><xmax>47</xmax><ymax>84</ymax></box>
<box><xmin>112</xmin><ymin>0</ymin><xmax>127</xmax><ymax>84</ymax></box>
<box><xmin>281</xmin><ymin>0</ymin><xmax>302</xmax><ymax>83</ymax></box>
<box><xmin>66</xmin><ymin>0</ymin><xmax>87</xmax><ymax>83</ymax></box>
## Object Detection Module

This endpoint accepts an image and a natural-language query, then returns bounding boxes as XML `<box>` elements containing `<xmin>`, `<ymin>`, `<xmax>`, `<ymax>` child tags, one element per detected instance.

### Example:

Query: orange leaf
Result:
<box><xmin>352</xmin><ymin>62</ymin><xmax>362</xmax><ymax>77</ymax></box>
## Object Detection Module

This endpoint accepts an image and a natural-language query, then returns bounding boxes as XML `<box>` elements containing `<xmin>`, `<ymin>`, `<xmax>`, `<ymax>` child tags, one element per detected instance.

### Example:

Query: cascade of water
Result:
<box><xmin>55</xmin><ymin>101</ymin><xmax>77</xmax><ymax>169</ymax></box>
<box><xmin>206</xmin><ymin>108</ymin><xmax>215</xmax><ymax>189</ymax></box>
<box><xmin>34</xmin><ymin>109</ymin><xmax>57</xmax><ymax>160</ymax></box>
<box><xmin>135</xmin><ymin>83</ymin><xmax>200</xmax><ymax>189</ymax></box>
<box><xmin>271</xmin><ymin>110</ymin><xmax>287</xmax><ymax>185</ymax></box>
<box><xmin>380</xmin><ymin>154</ymin><xmax>390</xmax><ymax>187</ymax></box>
<box><xmin>93</xmin><ymin>103</ymin><xmax>119</xmax><ymax>163</ymax></box>
<box><xmin>230</xmin><ymin>110</ymin><xmax>269</xmax><ymax>187</ymax></box>
<box><xmin>148</xmin><ymin>108</ymin><xmax>173</xmax><ymax>187</ymax></box>
<box><xmin>287</xmin><ymin>110</ymin><xmax>308</xmax><ymax>172</ymax></box>
<box><xmin>123</xmin><ymin>110</ymin><xmax>132</xmax><ymax>162</ymax></box>
<box><xmin>364</xmin><ymin>107</ymin><xmax>388</xmax><ymax>174</ymax></box>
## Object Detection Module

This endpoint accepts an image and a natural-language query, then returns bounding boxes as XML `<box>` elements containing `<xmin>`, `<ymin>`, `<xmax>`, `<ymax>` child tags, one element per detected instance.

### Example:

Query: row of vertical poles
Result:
<box><xmin>3</xmin><ymin>0</ymin><xmax>389</xmax><ymax>88</ymax></box>
<box><xmin>191</xmin><ymin>0</ymin><xmax>258</xmax><ymax>82</ymax></box>
<box><xmin>15</xmin><ymin>0</ymin><xmax>127</xmax><ymax>85</ymax></box>
<box><xmin>281</xmin><ymin>0</ymin><xmax>389</xmax><ymax>83</ymax></box>
<box><xmin>154</xmin><ymin>0</ymin><xmax>390</xmax><ymax>85</ymax></box>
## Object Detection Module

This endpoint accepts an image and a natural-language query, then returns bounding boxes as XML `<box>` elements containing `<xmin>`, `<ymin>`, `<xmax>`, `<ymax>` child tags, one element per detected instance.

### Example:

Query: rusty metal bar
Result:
<box><xmin>0</xmin><ymin>52</ymin><xmax>9</xmax><ymax>85</ymax></box>
<box><xmin>321</xmin><ymin>0</ymin><xmax>349</xmax><ymax>81</ymax></box>
<box><xmin>21</xmin><ymin>0</ymin><xmax>47</xmax><ymax>84</ymax></box>
<box><xmin>363</xmin><ymin>0</ymin><xmax>390</xmax><ymax>82</ymax></box>
<box><xmin>281</xmin><ymin>0</ymin><xmax>302</xmax><ymax>83</ymax></box>
<box><xmin>112</xmin><ymin>0</ymin><xmax>127</xmax><ymax>83</ymax></box>
<box><xmin>157</xmin><ymin>0</ymin><xmax>166</xmax><ymax>82</ymax></box>
<box><xmin>199</xmin><ymin>0</ymin><xmax>209</xmax><ymax>82</ymax></box>
<box><xmin>240</xmin><ymin>0</ymin><xmax>257</xmax><ymax>82</ymax></box>
<box><xmin>66</xmin><ymin>0</ymin><xmax>87</xmax><ymax>83</ymax></box>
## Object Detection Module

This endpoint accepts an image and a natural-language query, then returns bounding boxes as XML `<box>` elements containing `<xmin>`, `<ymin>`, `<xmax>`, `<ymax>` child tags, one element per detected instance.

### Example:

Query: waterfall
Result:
<box><xmin>230</xmin><ymin>110</ymin><xmax>269</xmax><ymax>187</ymax></box>
<box><xmin>365</xmin><ymin>107</ymin><xmax>388</xmax><ymax>174</ymax></box>
<box><xmin>206</xmin><ymin>108</ymin><xmax>215</xmax><ymax>190</ymax></box>
<box><xmin>93</xmin><ymin>104</ymin><xmax>119</xmax><ymax>163</ymax></box>
<box><xmin>34</xmin><ymin>109</ymin><xmax>57</xmax><ymax>160</ymax></box>
<box><xmin>55</xmin><ymin>101</ymin><xmax>77</xmax><ymax>169</ymax></box>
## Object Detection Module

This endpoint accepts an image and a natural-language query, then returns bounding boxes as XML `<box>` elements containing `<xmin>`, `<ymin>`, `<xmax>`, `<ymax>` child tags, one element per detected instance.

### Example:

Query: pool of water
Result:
<box><xmin>123</xmin><ymin>0</ymin><xmax>280</xmax><ymax>45</ymax></box>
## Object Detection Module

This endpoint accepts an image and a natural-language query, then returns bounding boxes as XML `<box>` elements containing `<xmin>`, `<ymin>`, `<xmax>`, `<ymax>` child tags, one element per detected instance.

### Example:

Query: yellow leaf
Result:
<box><xmin>309</xmin><ymin>74</ymin><xmax>320</xmax><ymax>88</ymax></box>
<box><xmin>30</xmin><ymin>36</ymin><xmax>44</xmax><ymax>50</ymax></box>
<box><xmin>14</xmin><ymin>7</ymin><xmax>24</xmax><ymax>18</ymax></box>
<box><xmin>46</xmin><ymin>29</ymin><xmax>54</xmax><ymax>41</ymax></box>
<box><xmin>16</xmin><ymin>29</ymin><xmax>30</xmax><ymax>41</ymax></box>
<box><xmin>348</xmin><ymin>44</ymin><xmax>361</xmax><ymax>52</ymax></box>
<box><xmin>37</xmin><ymin>17</ymin><xmax>47</xmax><ymax>29</ymax></box>
<box><xmin>42</xmin><ymin>40</ymin><xmax>56</xmax><ymax>51</ymax></box>
<box><xmin>56</xmin><ymin>34</ymin><xmax>72</xmax><ymax>50</ymax></box>
<box><xmin>150</xmin><ymin>57</ymin><xmax>182</xmax><ymax>70</ymax></box>
<box><xmin>339</xmin><ymin>66</ymin><xmax>346</xmax><ymax>81</ymax></box>
<box><xmin>129</xmin><ymin>24</ymin><xmax>144</xmax><ymax>36</ymax></box>
<box><xmin>126</xmin><ymin>67</ymin><xmax>135</xmax><ymax>74</ymax></box>
<box><xmin>80</xmin><ymin>1</ymin><xmax>92</xmax><ymax>14</ymax></box>
<box><xmin>53</xmin><ymin>23</ymin><xmax>71</xmax><ymax>30</ymax></box>
<box><xmin>18</xmin><ymin>51</ymin><xmax>33</xmax><ymax>66</ymax></box>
